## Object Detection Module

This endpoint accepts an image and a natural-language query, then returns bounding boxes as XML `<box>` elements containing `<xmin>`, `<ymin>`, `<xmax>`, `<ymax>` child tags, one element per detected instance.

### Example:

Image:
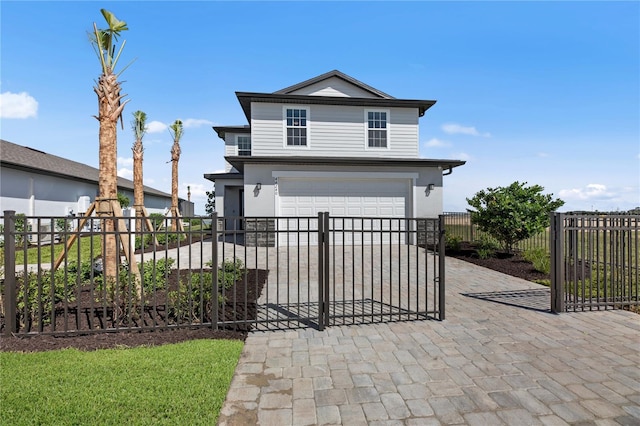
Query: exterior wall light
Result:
<box><xmin>428</xmin><ymin>184</ymin><xmax>435</xmax><ymax>191</ymax></box>
<box><xmin>255</xmin><ymin>183</ymin><xmax>262</xmax><ymax>191</ymax></box>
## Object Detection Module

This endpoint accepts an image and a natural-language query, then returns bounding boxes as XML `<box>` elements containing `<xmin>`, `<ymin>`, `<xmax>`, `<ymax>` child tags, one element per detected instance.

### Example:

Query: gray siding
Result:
<box><xmin>287</xmin><ymin>76</ymin><xmax>381</xmax><ymax>98</ymax></box>
<box><xmin>251</xmin><ymin>103</ymin><xmax>419</xmax><ymax>158</ymax></box>
<box><xmin>223</xmin><ymin>132</ymin><xmax>245</xmax><ymax>172</ymax></box>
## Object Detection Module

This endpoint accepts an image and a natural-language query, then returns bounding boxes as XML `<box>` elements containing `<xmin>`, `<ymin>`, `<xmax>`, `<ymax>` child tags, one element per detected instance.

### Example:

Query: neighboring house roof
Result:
<box><xmin>223</xmin><ymin>156</ymin><xmax>465</xmax><ymax>174</ymax></box>
<box><xmin>274</xmin><ymin>70</ymin><xmax>395</xmax><ymax>99</ymax></box>
<box><xmin>231</xmin><ymin>69</ymin><xmax>436</xmax><ymax>123</ymax></box>
<box><xmin>0</xmin><ymin>139</ymin><xmax>172</xmax><ymax>199</ymax></box>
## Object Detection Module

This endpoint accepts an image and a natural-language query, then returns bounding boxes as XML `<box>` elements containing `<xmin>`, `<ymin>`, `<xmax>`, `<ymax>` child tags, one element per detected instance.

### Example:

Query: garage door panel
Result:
<box><xmin>278</xmin><ymin>178</ymin><xmax>409</xmax><ymax>230</ymax></box>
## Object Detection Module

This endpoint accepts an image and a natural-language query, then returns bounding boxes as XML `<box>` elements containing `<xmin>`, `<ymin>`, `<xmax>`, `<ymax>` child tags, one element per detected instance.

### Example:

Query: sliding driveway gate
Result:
<box><xmin>2</xmin><ymin>212</ymin><xmax>444</xmax><ymax>335</ymax></box>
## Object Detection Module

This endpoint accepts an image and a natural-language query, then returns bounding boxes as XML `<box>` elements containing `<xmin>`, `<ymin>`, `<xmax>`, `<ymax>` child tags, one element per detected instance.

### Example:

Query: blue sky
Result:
<box><xmin>1</xmin><ymin>1</ymin><xmax>638</xmax><ymax>214</ymax></box>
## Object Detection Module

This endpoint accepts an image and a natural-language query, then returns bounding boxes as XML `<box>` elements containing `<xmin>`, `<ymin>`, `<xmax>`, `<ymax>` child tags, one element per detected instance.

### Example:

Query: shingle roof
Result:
<box><xmin>0</xmin><ymin>139</ymin><xmax>171</xmax><ymax>198</ymax></box>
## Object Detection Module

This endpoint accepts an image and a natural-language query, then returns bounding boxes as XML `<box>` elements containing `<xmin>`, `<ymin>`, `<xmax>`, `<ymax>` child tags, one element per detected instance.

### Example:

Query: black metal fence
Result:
<box><xmin>551</xmin><ymin>213</ymin><xmax>639</xmax><ymax>312</ymax></box>
<box><xmin>1</xmin><ymin>211</ymin><xmax>444</xmax><ymax>336</ymax></box>
<box><xmin>444</xmin><ymin>212</ymin><xmax>549</xmax><ymax>252</ymax></box>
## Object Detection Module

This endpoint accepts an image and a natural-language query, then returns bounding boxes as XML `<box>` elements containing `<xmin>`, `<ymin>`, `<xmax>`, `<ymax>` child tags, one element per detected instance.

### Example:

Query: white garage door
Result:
<box><xmin>278</xmin><ymin>178</ymin><xmax>409</xmax><ymax>217</ymax></box>
<box><xmin>277</xmin><ymin>178</ymin><xmax>410</xmax><ymax>244</ymax></box>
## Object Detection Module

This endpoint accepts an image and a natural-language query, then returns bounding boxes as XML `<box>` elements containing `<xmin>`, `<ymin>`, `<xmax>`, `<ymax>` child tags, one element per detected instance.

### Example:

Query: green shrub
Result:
<box><xmin>157</xmin><ymin>232</ymin><xmax>183</xmax><ymax>245</ymax></box>
<box><xmin>169</xmin><ymin>259</ymin><xmax>245</xmax><ymax>322</ymax></box>
<box><xmin>475</xmin><ymin>234</ymin><xmax>499</xmax><ymax>259</ymax></box>
<box><xmin>139</xmin><ymin>257</ymin><xmax>175</xmax><ymax>293</ymax></box>
<box><xmin>444</xmin><ymin>234</ymin><xmax>462</xmax><ymax>251</ymax></box>
<box><xmin>149</xmin><ymin>213</ymin><xmax>166</xmax><ymax>230</ymax></box>
<box><xmin>523</xmin><ymin>248</ymin><xmax>551</xmax><ymax>274</ymax></box>
<box><xmin>13</xmin><ymin>268</ymin><xmax>77</xmax><ymax>328</ymax></box>
<box><xmin>467</xmin><ymin>181</ymin><xmax>564</xmax><ymax>253</ymax></box>
<box><xmin>476</xmin><ymin>248</ymin><xmax>494</xmax><ymax>260</ymax></box>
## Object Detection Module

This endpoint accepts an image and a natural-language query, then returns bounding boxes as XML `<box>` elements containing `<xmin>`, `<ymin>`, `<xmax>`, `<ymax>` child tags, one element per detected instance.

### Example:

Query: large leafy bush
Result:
<box><xmin>467</xmin><ymin>181</ymin><xmax>564</xmax><ymax>253</ymax></box>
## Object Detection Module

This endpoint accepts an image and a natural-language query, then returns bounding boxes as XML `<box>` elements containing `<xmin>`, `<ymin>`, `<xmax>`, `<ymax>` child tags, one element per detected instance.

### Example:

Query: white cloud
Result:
<box><xmin>450</xmin><ymin>152</ymin><xmax>471</xmax><ymax>161</ymax></box>
<box><xmin>183</xmin><ymin>183</ymin><xmax>209</xmax><ymax>198</ymax></box>
<box><xmin>182</xmin><ymin>118</ymin><xmax>215</xmax><ymax>128</ymax></box>
<box><xmin>442</xmin><ymin>123</ymin><xmax>490</xmax><ymax>137</ymax></box>
<box><xmin>424</xmin><ymin>138</ymin><xmax>451</xmax><ymax>148</ymax></box>
<box><xmin>144</xmin><ymin>178</ymin><xmax>155</xmax><ymax>185</ymax></box>
<box><xmin>117</xmin><ymin>157</ymin><xmax>134</xmax><ymax>167</ymax></box>
<box><xmin>117</xmin><ymin>167</ymin><xmax>133</xmax><ymax>179</ymax></box>
<box><xmin>146</xmin><ymin>121</ymin><xmax>168</xmax><ymax>133</ymax></box>
<box><xmin>559</xmin><ymin>184</ymin><xmax>609</xmax><ymax>201</ymax></box>
<box><xmin>0</xmin><ymin>91</ymin><xmax>38</xmax><ymax>118</ymax></box>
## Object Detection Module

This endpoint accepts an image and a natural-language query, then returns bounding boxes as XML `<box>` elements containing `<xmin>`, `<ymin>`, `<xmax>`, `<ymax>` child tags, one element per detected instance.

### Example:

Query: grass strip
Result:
<box><xmin>0</xmin><ymin>338</ymin><xmax>243</xmax><ymax>425</ymax></box>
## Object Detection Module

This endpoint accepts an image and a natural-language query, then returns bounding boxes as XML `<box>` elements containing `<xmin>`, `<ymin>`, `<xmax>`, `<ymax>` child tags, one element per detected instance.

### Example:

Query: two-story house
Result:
<box><xmin>205</xmin><ymin>70</ymin><xmax>465</xmax><ymax>229</ymax></box>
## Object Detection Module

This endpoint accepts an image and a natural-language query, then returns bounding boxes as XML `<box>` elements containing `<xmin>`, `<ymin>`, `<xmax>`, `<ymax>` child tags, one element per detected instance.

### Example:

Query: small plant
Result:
<box><xmin>169</xmin><ymin>259</ymin><xmax>245</xmax><ymax>322</ymax></box>
<box><xmin>14</xmin><ymin>269</ymin><xmax>77</xmax><ymax>329</ymax></box>
<box><xmin>523</xmin><ymin>248</ymin><xmax>551</xmax><ymax>275</ymax></box>
<box><xmin>14</xmin><ymin>213</ymin><xmax>28</xmax><ymax>246</ymax></box>
<box><xmin>149</xmin><ymin>213</ymin><xmax>166</xmax><ymax>230</ymax></box>
<box><xmin>444</xmin><ymin>234</ymin><xmax>462</xmax><ymax>252</ymax></box>
<box><xmin>475</xmin><ymin>234</ymin><xmax>499</xmax><ymax>259</ymax></box>
<box><xmin>476</xmin><ymin>248</ymin><xmax>494</xmax><ymax>260</ymax></box>
<box><xmin>157</xmin><ymin>232</ymin><xmax>182</xmax><ymax>245</ymax></box>
<box><xmin>139</xmin><ymin>257</ymin><xmax>175</xmax><ymax>294</ymax></box>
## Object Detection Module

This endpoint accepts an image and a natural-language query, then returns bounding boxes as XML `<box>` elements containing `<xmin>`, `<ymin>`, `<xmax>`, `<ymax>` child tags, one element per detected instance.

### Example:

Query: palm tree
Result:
<box><xmin>169</xmin><ymin>120</ymin><xmax>183</xmax><ymax>232</ymax></box>
<box><xmin>90</xmin><ymin>9</ymin><xmax>131</xmax><ymax>280</ymax></box>
<box><xmin>131</xmin><ymin>110</ymin><xmax>147</xmax><ymax>234</ymax></box>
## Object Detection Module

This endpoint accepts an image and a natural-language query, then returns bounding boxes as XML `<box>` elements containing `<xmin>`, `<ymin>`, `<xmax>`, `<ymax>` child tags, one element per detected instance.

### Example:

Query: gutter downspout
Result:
<box><xmin>442</xmin><ymin>166</ymin><xmax>453</xmax><ymax>176</ymax></box>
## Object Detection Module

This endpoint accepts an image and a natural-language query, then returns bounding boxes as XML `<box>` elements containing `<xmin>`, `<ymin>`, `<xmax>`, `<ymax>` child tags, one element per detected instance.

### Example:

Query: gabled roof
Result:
<box><xmin>274</xmin><ymin>70</ymin><xmax>395</xmax><ymax>99</ymax></box>
<box><xmin>0</xmin><ymin>139</ymin><xmax>172</xmax><ymax>199</ymax></box>
<box><xmin>233</xmin><ymin>70</ymin><xmax>436</xmax><ymax>122</ymax></box>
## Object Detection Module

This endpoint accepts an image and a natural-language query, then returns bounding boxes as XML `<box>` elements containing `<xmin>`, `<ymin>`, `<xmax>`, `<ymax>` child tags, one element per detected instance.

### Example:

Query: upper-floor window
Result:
<box><xmin>237</xmin><ymin>135</ymin><xmax>251</xmax><ymax>156</ymax></box>
<box><xmin>285</xmin><ymin>108</ymin><xmax>308</xmax><ymax>146</ymax></box>
<box><xmin>367</xmin><ymin>110</ymin><xmax>388</xmax><ymax>148</ymax></box>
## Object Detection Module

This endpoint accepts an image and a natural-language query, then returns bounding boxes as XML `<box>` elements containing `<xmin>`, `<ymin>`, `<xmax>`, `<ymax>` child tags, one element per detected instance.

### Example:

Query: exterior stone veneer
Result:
<box><xmin>245</xmin><ymin>218</ymin><xmax>276</xmax><ymax>247</ymax></box>
<box><xmin>417</xmin><ymin>218</ymin><xmax>439</xmax><ymax>247</ymax></box>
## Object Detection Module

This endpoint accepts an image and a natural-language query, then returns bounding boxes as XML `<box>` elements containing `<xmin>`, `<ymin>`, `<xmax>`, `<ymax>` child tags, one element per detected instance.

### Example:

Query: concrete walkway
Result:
<box><xmin>218</xmin><ymin>257</ymin><xmax>640</xmax><ymax>425</ymax></box>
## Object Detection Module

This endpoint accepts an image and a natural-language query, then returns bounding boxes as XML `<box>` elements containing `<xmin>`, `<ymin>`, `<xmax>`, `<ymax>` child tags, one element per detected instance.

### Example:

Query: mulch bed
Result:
<box><xmin>1</xmin><ymin>266</ymin><xmax>268</xmax><ymax>353</ymax></box>
<box><xmin>446</xmin><ymin>241</ymin><xmax>549</xmax><ymax>283</ymax></box>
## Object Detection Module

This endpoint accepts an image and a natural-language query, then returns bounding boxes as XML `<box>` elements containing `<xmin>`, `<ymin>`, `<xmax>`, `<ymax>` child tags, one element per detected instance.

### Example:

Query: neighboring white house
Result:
<box><xmin>205</xmin><ymin>70</ymin><xmax>465</xmax><ymax>228</ymax></box>
<box><xmin>0</xmin><ymin>139</ymin><xmax>176</xmax><ymax>218</ymax></box>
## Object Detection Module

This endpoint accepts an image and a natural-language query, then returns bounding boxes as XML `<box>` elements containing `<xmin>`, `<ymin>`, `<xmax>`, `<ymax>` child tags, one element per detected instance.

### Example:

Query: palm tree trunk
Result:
<box><xmin>95</xmin><ymin>71</ymin><xmax>125</xmax><ymax>281</ymax></box>
<box><xmin>133</xmin><ymin>140</ymin><xmax>143</xmax><ymax>234</ymax></box>
<box><xmin>171</xmin><ymin>144</ymin><xmax>180</xmax><ymax>232</ymax></box>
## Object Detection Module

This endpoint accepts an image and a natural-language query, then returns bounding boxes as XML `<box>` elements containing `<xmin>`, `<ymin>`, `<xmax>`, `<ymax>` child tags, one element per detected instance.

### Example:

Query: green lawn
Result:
<box><xmin>11</xmin><ymin>235</ymin><xmax>102</xmax><ymax>265</ymax></box>
<box><xmin>0</xmin><ymin>339</ymin><xmax>243</xmax><ymax>425</ymax></box>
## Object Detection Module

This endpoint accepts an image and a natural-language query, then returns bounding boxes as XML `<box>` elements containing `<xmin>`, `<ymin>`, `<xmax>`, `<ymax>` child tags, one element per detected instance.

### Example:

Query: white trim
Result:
<box><xmin>273</xmin><ymin>171</ymin><xmax>418</xmax><ymax>179</ymax></box>
<box><xmin>282</xmin><ymin>105</ymin><xmax>311</xmax><ymax>149</ymax></box>
<box><xmin>364</xmin><ymin>108</ymin><xmax>390</xmax><ymax>150</ymax></box>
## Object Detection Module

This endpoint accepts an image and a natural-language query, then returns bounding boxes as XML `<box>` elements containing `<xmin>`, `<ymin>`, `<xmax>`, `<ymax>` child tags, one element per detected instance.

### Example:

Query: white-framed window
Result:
<box><xmin>366</xmin><ymin>110</ymin><xmax>389</xmax><ymax>148</ymax></box>
<box><xmin>237</xmin><ymin>135</ymin><xmax>251</xmax><ymax>156</ymax></box>
<box><xmin>284</xmin><ymin>106</ymin><xmax>309</xmax><ymax>147</ymax></box>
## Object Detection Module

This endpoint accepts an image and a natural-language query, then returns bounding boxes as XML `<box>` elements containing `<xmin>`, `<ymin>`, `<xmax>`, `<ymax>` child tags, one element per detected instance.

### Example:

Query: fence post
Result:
<box><xmin>323</xmin><ymin>213</ymin><xmax>330</xmax><ymax>328</ymax></box>
<box><xmin>550</xmin><ymin>212</ymin><xmax>564</xmax><ymax>313</ymax></box>
<box><xmin>317</xmin><ymin>212</ymin><xmax>325</xmax><ymax>331</ymax></box>
<box><xmin>211</xmin><ymin>212</ymin><xmax>218</xmax><ymax>330</ymax></box>
<box><xmin>438</xmin><ymin>215</ymin><xmax>446</xmax><ymax>320</ymax></box>
<box><xmin>3</xmin><ymin>210</ymin><xmax>17</xmax><ymax>335</ymax></box>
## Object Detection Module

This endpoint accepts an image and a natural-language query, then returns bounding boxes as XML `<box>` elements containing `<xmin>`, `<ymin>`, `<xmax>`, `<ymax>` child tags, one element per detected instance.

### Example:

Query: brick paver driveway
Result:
<box><xmin>218</xmin><ymin>256</ymin><xmax>640</xmax><ymax>425</ymax></box>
